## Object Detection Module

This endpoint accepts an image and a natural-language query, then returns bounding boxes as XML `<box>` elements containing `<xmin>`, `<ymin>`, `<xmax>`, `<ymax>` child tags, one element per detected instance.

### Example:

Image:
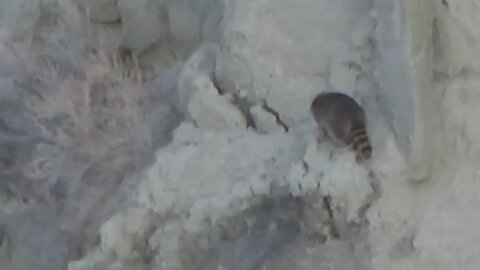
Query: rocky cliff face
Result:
<box><xmin>0</xmin><ymin>0</ymin><xmax>479</xmax><ymax>269</ymax></box>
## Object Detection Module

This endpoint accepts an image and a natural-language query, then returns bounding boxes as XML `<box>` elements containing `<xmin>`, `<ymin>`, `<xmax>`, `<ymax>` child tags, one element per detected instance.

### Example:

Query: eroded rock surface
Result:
<box><xmin>2</xmin><ymin>0</ymin><xmax>479</xmax><ymax>269</ymax></box>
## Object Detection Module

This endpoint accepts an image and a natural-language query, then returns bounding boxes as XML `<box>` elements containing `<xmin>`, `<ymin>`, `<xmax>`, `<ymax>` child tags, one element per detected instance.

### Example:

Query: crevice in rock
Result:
<box><xmin>233</xmin><ymin>96</ymin><xmax>258</xmax><ymax>130</ymax></box>
<box><xmin>301</xmin><ymin>160</ymin><xmax>309</xmax><ymax>177</ymax></box>
<box><xmin>356</xmin><ymin>170</ymin><xmax>382</xmax><ymax>226</ymax></box>
<box><xmin>0</xmin><ymin>224</ymin><xmax>7</xmax><ymax>246</ymax></box>
<box><xmin>432</xmin><ymin>18</ymin><xmax>442</xmax><ymax>72</ymax></box>
<box><xmin>322</xmin><ymin>196</ymin><xmax>340</xmax><ymax>238</ymax></box>
<box><xmin>261</xmin><ymin>101</ymin><xmax>289</xmax><ymax>132</ymax></box>
<box><xmin>211</xmin><ymin>74</ymin><xmax>257</xmax><ymax>130</ymax></box>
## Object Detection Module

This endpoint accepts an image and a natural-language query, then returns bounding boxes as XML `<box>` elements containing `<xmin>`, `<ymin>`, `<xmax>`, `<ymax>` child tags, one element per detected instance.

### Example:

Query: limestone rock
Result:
<box><xmin>249</xmin><ymin>105</ymin><xmax>284</xmax><ymax>134</ymax></box>
<box><xmin>351</xmin><ymin>15</ymin><xmax>375</xmax><ymax>50</ymax></box>
<box><xmin>0</xmin><ymin>0</ymin><xmax>40</xmax><ymax>42</ymax></box>
<box><xmin>301</xmin><ymin>139</ymin><xmax>373</xmax><ymax>224</ymax></box>
<box><xmin>85</xmin><ymin>0</ymin><xmax>120</xmax><ymax>23</ymax></box>
<box><xmin>135</xmin><ymin>123</ymin><xmax>304</xmax><ymax>231</ymax></box>
<box><xmin>265</xmin><ymin>239</ymin><xmax>362</xmax><ymax>270</ymax></box>
<box><xmin>264</xmin><ymin>76</ymin><xmax>326</xmax><ymax>127</ymax></box>
<box><xmin>214</xmin><ymin>48</ymin><xmax>256</xmax><ymax>102</ymax></box>
<box><xmin>166</xmin><ymin>0</ymin><xmax>223</xmax><ymax>53</ymax></box>
<box><xmin>148</xmin><ymin>220</ymin><xmax>183</xmax><ymax>269</ymax></box>
<box><xmin>214</xmin><ymin>0</ymin><xmax>371</xmax><ymax>128</ymax></box>
<box><xmin>187</xmin><ymin>75</ymin><xmax>247</xmax><ymax>130</ymax></box>
<box><xmin>99</xmin><ymin>209</ymin><xmax>152</xmax><ymax>261</ymax></box>
<box><xmin>372</xmin><ymin>0</ymin><xmax>434</xmax><ymax>180</ymax></box>
<box><xmin>433</xmin><ymin>0</ymin><xmax>480</xmax><ymax>75</ymax></box>
<box><xmin>413</xmin><ymin>168</ymin><xmax>480</xmax><ymax>270</ymax></box>
<box><xmin>118</xmin><ymin>0</ymin><xmax>167</xmax><ymax>53</ymax></box>
<box><xmin>176</xmin><ymin>44</ymin><xmax>218</xmax><ymax>112</ymax></box>
<box><xmin>329</xmin><ymin>57</ymin><xmax>361</xmax><ymax>94</ymax></box>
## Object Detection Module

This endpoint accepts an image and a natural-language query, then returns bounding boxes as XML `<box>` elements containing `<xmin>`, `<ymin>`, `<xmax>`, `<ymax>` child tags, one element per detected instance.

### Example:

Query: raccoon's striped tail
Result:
<box><xmin>351</xmin><ymin>126</ymin><xmax>372</xmax><ymax>161</ymax></box>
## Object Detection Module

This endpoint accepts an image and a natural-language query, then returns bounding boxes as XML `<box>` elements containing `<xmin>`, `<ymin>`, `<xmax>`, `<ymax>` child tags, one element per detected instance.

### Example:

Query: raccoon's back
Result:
<box><xmin>310</xmin><ymin>92</ymin><xmax>365</xmax><ymax>125</ymax></box>
<box><xmin>311</xmin><ymin>92</ymin><xmax>372</xmax><ymax>160</ymax></box>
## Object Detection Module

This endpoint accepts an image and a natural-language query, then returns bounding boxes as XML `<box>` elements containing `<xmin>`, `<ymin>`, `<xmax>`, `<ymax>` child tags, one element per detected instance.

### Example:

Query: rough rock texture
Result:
<box><xmin>373</xmin><ymin>0</ymin><xmax>434</xmax><ymax>172</ymax></box>
<box><xmin>187</xmin><ymin>75</ymin><xmax>247</xmax><ymax>130</ymax></box>
<box><xmin>84</xmin><ymin>0</ymin><xmax>120</xmax><ymax>23</ymax></box>
<box><xmin>117</xmin><ymin>0</ymin><xmax>168</xmax><ymax>54</ymax></box>
<box><xmin>66</xmin><ymin>0</ymin><xmax>385</xmax><ymax>268</ymax></box>
<box><xmin>0</xmin><ymin>0</ymin><xmax>479</xmax><ymax>269</ymax></box>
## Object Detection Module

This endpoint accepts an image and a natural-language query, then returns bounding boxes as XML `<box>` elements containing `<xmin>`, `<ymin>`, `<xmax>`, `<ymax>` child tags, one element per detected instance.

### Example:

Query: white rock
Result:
<box><xmin>100</xmin><ymin>214</ymin><xmax>134</xmax><ymax>260</ymax></box>
<box><xmin>57</xmin><ymin>0</ymin><xmax>463</xmax><ymax>269</ymax></box>
<box><xmin>249</xmin><ymin>105</ymin><xmax>284</xmax><ymax>133</ymax></box>
<box><xmin>351</xmin><ymin>15</ymin><xmax>375</xmax><ymax>49</ymax></box>
<box><xmin>329</xmin><ymin>57</ymin><xmax>361</xmax><ymax>94</ymax></box>
<box><xmin>68</xmin><ymin>249</ymin><xmax>106</xmax><ymax>270</ymax></box>
<box><xmin>176</xmin><ymin>44</ymin><xmax>218</xmax><ymax>112</ymax></box>
<box><xmin>441</xmin><ymin>76</ymin><xmax>480</xmax><ymax>158</ymax></box>
<box><xmin>84</xmin><ymin>0</ymin><xmax>120</xmax><ymax>23</ymax></box>
<box><xmin>373</xmin><ymin>0</ymin><xmax>434</xmax><ymax>179</ymax></box>
<box><xmin>99</xmin><ymin>209</ymin><xmax>151</xmax><ymax>261</ymax></box>
<box><xmin>302</xmin><ymin>139</ymin><xmax>372</xmax><ymax>223</ymax></box>
<box><xmin>414</xmin><ymin>167</ymin><xmax>480</xmax><ymax>270</ymax></box>
<box><xmin>165</xmin><ymin>0</ymin><xmax>221</xmax><ymax>52</ymax></box>
<box><xmin>214</xmin><ymin>48</ymin><xmax>256</xmax><ymax>102</ymax></box>
<box><xmin>265</xmin><ymin>76</ymin><xmax>326</xmax><ymax>126</ymax></box>
<box><xmin>366</xmin><ymin>176</ymin><xmax>416</xmax><ymax>262</ymax></box>
<box><xmin>118</xmin><ymin>0</ymin><xmax>167</xmax><ymax>53</ymax></box>
<box><xmin>187</xmin><ymin>75</ymin><xmax>247</xmax><ymax>130</ymax></box>
<box><xmin>148</xmin><ymin>220</ymin><xmax>183</xmax><ymax>269</ymax></box>
<box><xmin>129</xmin><ymin>120</ymin><xmax>380</xmax><ymax>267</ymax></box>
<box><xmin>434</xmin><ymin>0</ymin><xmax>480</xmax><ymax>75</ymax></box>
<box><xmin>216</xmin><ymin>0</ymin><xmax>371</xmax><ymax>127</ymax></box>
<box><xmin>267</xmin><ymin>239</ymin><xmax>362</xmax><ymax>270</ymax></box>
<box><xmin>0</xmin><ymin>0</ymin><xmax>40</xmax><ymax>42</ymax></box>
<box><xmin>135</xmin><ymin>126</ymin><xmax>304</xmax><ymax>232</ymax></box>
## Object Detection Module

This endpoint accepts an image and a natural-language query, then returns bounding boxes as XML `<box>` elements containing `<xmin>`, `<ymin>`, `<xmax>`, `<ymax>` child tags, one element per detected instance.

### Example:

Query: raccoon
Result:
<box><xmin>310</xmin><ymin>92</ymin><xmax>372</xmax><ymax>162</ymax></box>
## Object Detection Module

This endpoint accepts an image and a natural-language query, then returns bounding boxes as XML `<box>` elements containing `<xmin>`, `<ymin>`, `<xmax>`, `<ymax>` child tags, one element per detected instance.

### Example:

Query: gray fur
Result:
<box><xmin>310</xmin><ymin>92</ymin><xmax>368</xmax><ymax>151</ymax></box>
